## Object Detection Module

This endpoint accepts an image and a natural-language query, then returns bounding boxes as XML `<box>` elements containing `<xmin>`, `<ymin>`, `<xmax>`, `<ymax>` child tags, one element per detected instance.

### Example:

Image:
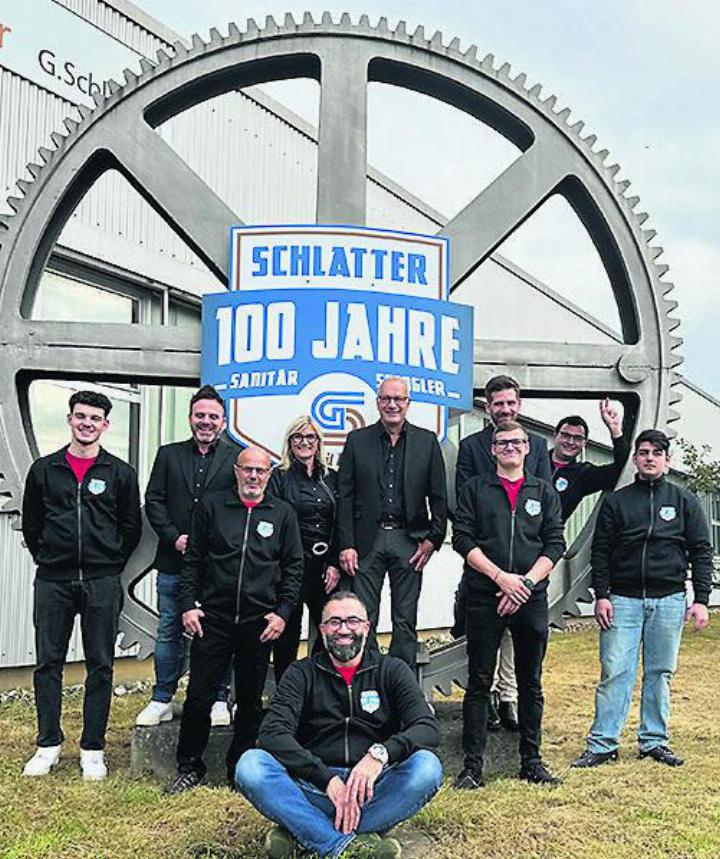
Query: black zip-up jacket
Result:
<box><xmin>22</xmin><ymin>445</ymin><xmax>141</xmax><ymax>581</ymax></box>
<box><xmin>549</xmin><ymin>434</ymin><xmax>630</xmax><ymax>522</ymax></box>
<box><xmin>453</xmin><ymin>472</ymin><xmax>565</xmax><ymax>595</ymax></box>
<box><xmin>267</xmin><ymin>461</ymin><xmax>339</xmax><ymax>566</ymax></box>
<box><xmin>179</xmin><ymin>487</ymin><xmax>304</xmax><ymax>622</ymax></box>
<box><xmin>591</xmin><ymin>475</ymin><xmax>713</xmax><ymax>605</ymax></box>
<box><xmin>257</xmin><ymin>649</ymin><xmax>439</xmax><ymax>790</ymax></box>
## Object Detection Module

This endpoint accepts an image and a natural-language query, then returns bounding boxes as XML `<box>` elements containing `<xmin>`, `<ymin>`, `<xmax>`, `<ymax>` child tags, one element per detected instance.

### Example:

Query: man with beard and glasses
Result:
<box><xmin>22</xmin><ymin>390</ymin><xmax>141</xmax><ymax>781</ymax></box>
<box><xmin>164</xmin><ymin>446</ymin><xmax>304</xmax><ymax>793</ymax></box>
<box><xmin>136</xmin><ymin>385</ymin><xmax>240</xmax><ymax>728</ymax></box>
<box><xmin>235</xmin><ymin>592</ymin><xmax>442</xmax><ymax>859</ymax></box>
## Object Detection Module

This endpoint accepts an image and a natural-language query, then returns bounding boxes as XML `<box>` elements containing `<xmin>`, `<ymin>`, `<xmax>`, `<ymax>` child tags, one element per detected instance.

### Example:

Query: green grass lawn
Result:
<box><xmin>2</xmin><ymin>621</ymin><xmax>719</xmax><ymax>859</ymax></box>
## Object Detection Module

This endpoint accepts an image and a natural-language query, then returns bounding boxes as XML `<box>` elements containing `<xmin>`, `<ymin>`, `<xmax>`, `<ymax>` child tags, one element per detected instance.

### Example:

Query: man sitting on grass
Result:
<box><xmin>235</xmin><ymin>591</ymin><xmax>442</xmax><ymax>859</ymax></box>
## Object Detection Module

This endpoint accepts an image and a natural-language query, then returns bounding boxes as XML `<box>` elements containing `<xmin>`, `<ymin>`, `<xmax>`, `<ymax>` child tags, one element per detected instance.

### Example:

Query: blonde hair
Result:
<box><xmin>279</xmin><ymin>415</ymin><xmax>326</xmax><ymax>471</ymax></box>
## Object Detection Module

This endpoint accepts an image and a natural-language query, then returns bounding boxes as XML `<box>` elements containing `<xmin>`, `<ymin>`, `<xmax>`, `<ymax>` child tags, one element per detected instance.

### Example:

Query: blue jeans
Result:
<box><xmin>235</xmin><ymin>749</ymin><xmax>443</xmax><ymax>858</ymax></box>
<box><xmin>587</xmin><ymin>593</ymin><xmax>686</xmax><ymax>754</ymax></box>
<box><xmin>152</xmin><ymin>573</ymin><xmax>230</xmax><ymax>703</ymax></box>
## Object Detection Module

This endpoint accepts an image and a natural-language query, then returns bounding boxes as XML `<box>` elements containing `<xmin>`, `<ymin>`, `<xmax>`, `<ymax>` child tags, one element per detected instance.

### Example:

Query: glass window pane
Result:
<box><xmin>34</xmin><ymin>271</ymin><xmax>135</xmax><ymax>323</ymax></box>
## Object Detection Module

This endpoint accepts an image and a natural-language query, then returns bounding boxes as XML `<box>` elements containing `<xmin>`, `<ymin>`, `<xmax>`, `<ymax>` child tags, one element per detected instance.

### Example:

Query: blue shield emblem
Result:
<box><xmin>360</xmin><ymin>690</ymin><xmax>381</xmax><ymax>714</ymax></box>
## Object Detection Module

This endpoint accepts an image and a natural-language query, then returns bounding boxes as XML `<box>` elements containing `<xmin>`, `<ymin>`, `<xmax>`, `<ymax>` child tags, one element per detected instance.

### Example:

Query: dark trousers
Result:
<box><xmin>273</xmin><ymin>554</ymin><xmax>330</xmax><ymax>683</ymax></box>
<box><xmin>33</xmin><ymin>575</ymin><xmax>123</xmax><ymax>750</ymax></box>
<box><xmin>176</xmin><ymin>612</ymin><xmax>271</xmax><ymax>781</ymax></box>
<box><xmin>353</xmin><ymin>528</ymin><xmax>421</xmax><ymax>669</ymax></box>
<box><xmin>463</xmin><ymin>589</ymin><xmax>549</xmax><ymax>771</ymax></box>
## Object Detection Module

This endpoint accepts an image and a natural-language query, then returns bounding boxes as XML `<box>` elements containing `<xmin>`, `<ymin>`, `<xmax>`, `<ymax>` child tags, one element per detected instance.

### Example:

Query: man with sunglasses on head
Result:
<box><xmin>337</xmin><ymin>377</ymin><xmax>448</xmax><ymax>669</ymax></box>
<box><xmin>572</xmin><ymin>429</ymin><xmax>712</xmax><ymax>770</ymax></box>
<box><xmin>453</xmin><ymin>421</ymin><xmax>565</xmax><ymax>789</ymax></box>
<box><xmin>235</xmin><ymin>591</ymin><xmax>442</xmax><ymax>859</ymax></box>
<box><xmin>137</xmin><ymin>385</ymin><xmax>240</xmax><ymax>729</ymax></box>
<box><xmin>164</xmin><ymin>446</ymin><xmax>303</xmax><ymax>793</ymax></box>
<box><xmin>550</xmin><ymin>398</ymin><xmax>629</xmax><ymax>523</ymax></box>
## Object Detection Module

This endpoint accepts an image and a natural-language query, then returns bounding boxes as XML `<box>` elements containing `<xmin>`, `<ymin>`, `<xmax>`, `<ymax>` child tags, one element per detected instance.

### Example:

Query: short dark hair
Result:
<box><xmin>189</xmin><ymin>384</ymin><xmax>224</xmax><ymax>413</ymax></box>
<box><xmin>634</xmin><ymin>429</ymin><xmax>670</xmax><ymax>453</ymax></box>
<box><xmin>484</xmin><ymin>375</ymin><xmax>520</xmax><ymax>401</ymax></box>
<box><xmin>554</xmin><ymin>415</ymin><xmax>589</xmax><ymax>438</ymax></box>
<box><xmin>322</xmin><ymin>590</ymin><xmax>368</xmax><ymax>617</ymax></box>
<box><xmin>68</xmin><ymin>390</ymin><xmax>112</xmax><ymax>417</ymax></box>
<box><xmin>492</xmin><ymin>420</ymin><xmax>527</xmax><ymax>442</ymax></box>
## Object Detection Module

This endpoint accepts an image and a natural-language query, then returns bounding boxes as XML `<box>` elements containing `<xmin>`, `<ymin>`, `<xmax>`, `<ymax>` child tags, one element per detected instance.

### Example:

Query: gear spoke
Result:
<box><xmin>8</xmin><ymin>319</ymin><xmax>200</xmax><ymax>382</ymax></box>
<box><xmin>316</xmin><ymin>44</ymin><xmax>372</xmax><ymax>224</ymax></box>
<box><xmin>106</xmin><ymin>119</ymin><xmax>240</xmax><ymax>283</ymax></box>
<box><xmin>444</xmin><ymin>139</ymin><xmax>568</xmax><ymax>290</ymax></box>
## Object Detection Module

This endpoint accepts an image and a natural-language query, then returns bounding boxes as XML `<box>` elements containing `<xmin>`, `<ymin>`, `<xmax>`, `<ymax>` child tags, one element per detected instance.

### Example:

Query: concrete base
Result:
<box><xmin>130</xmin><ymin>698</ymin><xmax>520</xmax><ymax>786</ymax></box>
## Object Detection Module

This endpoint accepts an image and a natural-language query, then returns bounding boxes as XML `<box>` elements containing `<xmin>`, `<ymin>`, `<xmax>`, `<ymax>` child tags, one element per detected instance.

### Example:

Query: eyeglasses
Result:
<box><xmin>558</xmin><ymin>430</ymin><xmax>586</xmax><ymax>444</ymax></box>
<box><xmin>234</xmin><ymin>465</ymin><xmax>271</xmax><ymax>475</ymax></box>
<box><xmin>377</xmin><ymin>396</ymin><xmax>409</xmax><ymax>405</ymax></box>
<box><xmin>493</xmin><ymin>438</ymin><xmax>527</xmax><ymax>450</ymax></box>
<box><xmin>321</xmin><ymin>615</ymin><xmax>368</xmax><ymax>631</ymax></box>
<box><xmin>290</xmin><ymin>433</ymin><xmax>319</xmax><ymax>445</ymax></box>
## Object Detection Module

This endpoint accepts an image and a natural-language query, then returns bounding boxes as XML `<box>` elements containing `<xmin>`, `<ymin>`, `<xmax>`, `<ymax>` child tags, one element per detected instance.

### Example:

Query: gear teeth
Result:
<box><xmin>50</xmin><ymin>132</ymin><xmax>66</xmax><ymax>149</ymax></box>
<box><xmin>358</xmin><ymin>14</ymin><xmax>371</xmax><ymax>28</ymax></box>
<box><xmin>596</xmin><ymin>148</ymin><xmax>609</xmax><ymax>162</ymax></box>
<box><xmin>656</xmin><ymin>263</ymin><xmax>670</xmax><ymax>277</ymax></box>
<box><xmin>340</xmin><ymin>12</ymin><xmax>352</xmax><ymax>26</ymax></box>
<box><xmin>667</xmin><ymin>408</ymin><xmax>681</xmax><ymax>423</ymax></box>
<box><xmin>191</xmin><ymin>33</ymin><xmax>206</xmax><ymax>49</ymax></box>
<box><xmin>498</xmin><ymin>62</ymin><xmax>511</xmax><ymax>77</ymax></box>
<box><xmin>636</xmin><ymin>211</ymin><xmax>649</xmax><ymax>224</ymax></box>
<box><xmin>228</xmin><ymin>22</ymin><xmax>240</xmax><ymax>38</ymax></box>
<box><xmin>64</xmin><ymin>117</ymin><xmax>79</xmax><ymax>134</ymax></box>
<box><xmin>172</xmin><ymin>39</ymin><xmax>189</xmax><ymax>56</ymax></box>
<box><xmin>139</xmin><ymin>57</ymin><xmax>155</xmax><ymax>73</ymax></box>
<box><xmin>664</xmin><ymin>298</ymin><xmax>679</xmax><ymax>314</ymax></box>
<box><xmin>412</xmin><ymin>25</ymin><xmax>427</xmax><ymax>44</ymax></box>
<box><xmin>643</xmin><ymin>228</ymin><xmax>657</xmax><ymax>242</ymax></box>
<box><xmin>107</xmin><ymin>79</ymin><xmax>122</xmax><ymax>95</ymax></box>
<box><xmin>625</xmin><ymin>195</ymin><xmax>639</xmax><ymax>209</ymax></box>
<box><xmin>528</xmin><ymin>83</ymin><xmax>542</xmax><ymax>98</ymax></box>
<box><xmin>650</xmin><ymin>245</ymin><xmax>664</xmax><ymax>260</ymax></box>
<box><xmin>123</xmin><ymin>67</ymin><xmax>138</xmax><ymax>85</ymax></box>
<box><xmin>616</xmin><ymin>179</ymin><xmax>631</xmax><ymax>193</ymax></box>
<box><xmin>26</xmin><ymin>163</ymin><xmax>42</xmax><ymax>179</ymax></box>
<box><xmin>464</xmin><ymin>44</ymin><xmax>478</xmax><ymax>62</ymax></box>
<box><xmin>543</xmin><ymin>94</ymin><xmax>557</xmax><ymax>110</ymax></box>
<box><xmin>245</xmin><ymin>18</ymin><xmax>260</xmax><ymax>38</ymax></box>
<box><xmin>38</xmin><ymin>147</ymin><xmax>53</xmax><ymax>163</ymax></box>
<box><xmin>570</xmin><ymin>120</ymin><xmax>585</xmax><ymax>134</ymax></box>
<box><xmin>78</xmin><ymin>104</ymin><xmax>92</xmax><ymax>119</ymax></box>
<box><xmin>321</xmin><ymin>12</ymin><xmax>333</xmax><ymax>26</ymax></box>
<box><xmin>449</xmin><ymin>37</ymin><xmax>461</xmax><ymax>51</ymax></box>
<box><xmin>669</xmin><ymin>386</ymin><xmax>683</xmax><ymax>406</ymax></box>
<box><xmin>377</xmin><ymin>16</ymin><xmax>389</xmax><ymax>32</ymax></box>
<box><xmin>5</xmin><ymin>197</ymin><xmax>20</xmax><ymax>213</ymax></box>
<box><xmin>481</xmin><ymin>53</ymin><xmax>496</xmax><ymax>71</ymax></box>
<box><xmin>660</xmin><ymin>281</ymin><xmax>674</xmax><ymax>296</ymax></box>
<box><xmin>556</xmin><ymin>106</ymin><xmax>571</xmax><ymax>122</ymax></box>
<box><xmin>430</xmin><ymin>31</ymin><xmax>444</xmax><ymax>50</ymax></box>
<box><xmin>607</xmin><ymin>163</ymin><xmax>621</xmax><ymax>177</ymax></box>
<box><xmin>16</xmin><ymin>179</ymin><xmax>31</xmax><ymax>196</ymax></box>
<box><xmin>513</xmin><ymin>72</ymin><xmax>527</xmax><ymax>89</ymax></box>
<box><xmin>583</xmin><ymin>133</ymin><xmax>597</xmax><ymax>148</ymax></box>
<box><xmin>395</xmin><ymin>21</ymin><xmax>407</xmax><ymax>38</ymax></box>
<box><xmin>156</xmin><ymin>48</ymin><xmax>171</xmax><ymax>64</ymax></box>
<box><xmin>92</xmin><ymin>89</ymin><xmax>104</xmax><ymax>107</ymax></box>
<box><xmin>208</xmin><ymin>27</ymin><xmax>222</xmax><ymax>42</ymax></box>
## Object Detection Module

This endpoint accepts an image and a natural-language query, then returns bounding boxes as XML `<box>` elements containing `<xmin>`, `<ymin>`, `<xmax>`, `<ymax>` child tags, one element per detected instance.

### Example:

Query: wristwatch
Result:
<box><xmin>521</xmin><ymin>577</ymin><xmax>536</xmax><ymax>592</ymax></box>
<box><xmin>368</xmin><ymin>743</ymin><xmax>389</xmax><ymax>766</ymax></box>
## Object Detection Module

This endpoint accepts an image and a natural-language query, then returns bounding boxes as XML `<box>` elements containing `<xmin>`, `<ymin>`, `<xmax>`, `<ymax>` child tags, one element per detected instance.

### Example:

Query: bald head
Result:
<box><xmin>234</xmin><ymin>446</ymin><xmax>272</xmax><ymax>501</ymax></box>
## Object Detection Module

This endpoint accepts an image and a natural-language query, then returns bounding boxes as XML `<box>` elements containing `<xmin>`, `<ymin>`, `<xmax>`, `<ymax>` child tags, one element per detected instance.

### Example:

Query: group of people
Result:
<box><xmin>19</xmin><ymin>374</ymin><xmax>713</xmax><ymax>859</ymax></box>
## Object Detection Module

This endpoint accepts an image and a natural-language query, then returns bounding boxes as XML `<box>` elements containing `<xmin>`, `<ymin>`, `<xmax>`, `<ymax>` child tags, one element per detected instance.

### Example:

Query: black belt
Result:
<box><xmin>310</xmin><ymin>540</ymin><xmax>330</xmax><ymax>557</ymax></box>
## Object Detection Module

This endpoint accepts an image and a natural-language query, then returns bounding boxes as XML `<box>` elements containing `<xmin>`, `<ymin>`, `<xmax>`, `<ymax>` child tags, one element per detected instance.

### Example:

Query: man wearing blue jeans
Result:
<box><xmin>573</xmin><ymin>429</ymin><xmax>713</xmax><ymax>770</ymax></box>
<box><xmin>235</xmin><ymin>591</ymin><xmax>442</xmax><ymax>859</ymax></box>
<box><xmin>136</xmin><ymin>385</ymin><xmax>238</xmax><ymax>727</ymax></box>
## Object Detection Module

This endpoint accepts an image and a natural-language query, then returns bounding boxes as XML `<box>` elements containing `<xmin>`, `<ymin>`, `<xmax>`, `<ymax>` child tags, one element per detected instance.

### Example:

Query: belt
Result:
<box><xmin>379</xmin><ymin>518</ymin><xmax>405</xmax><ymax>530</ymax></box>
<box><xmin>310</xmin><ymin>541</ymin><xmax>329</xmax><ymax>556</ymax></box>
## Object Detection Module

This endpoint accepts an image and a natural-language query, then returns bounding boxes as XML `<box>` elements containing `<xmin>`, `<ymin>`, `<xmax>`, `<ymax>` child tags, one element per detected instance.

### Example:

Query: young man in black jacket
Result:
<box><xmin>22</xmin><ymin>391</ymin><xmax>141</xmax><ymax>780</ymax></box>
<box><xmin>549</xmin><ymin>399</ymin><xmax>629</xmax><ymax>523</ymax></box>
<box><xmin>453</xmin><ymin>421</ymin><xmax>565</xmax><ymax>789</ymax></box>
<box><xmin>136</xmin><ymin>384</ymin><xmax>239</xmax><ymax>728</ymax></box>
<box><xmin>164</xmin><ymin>446</ymin><xmax>304</xmax><ymax>793</ymax></box>
<box><xmin>235</xmin><ymin>591</ymin><xmax>442</xmax><ymax>859</ymax></box>
<box><xmin>572</xmin><ymin>429</ymin><xmax>713</xmax><ymax>770</ymax></box>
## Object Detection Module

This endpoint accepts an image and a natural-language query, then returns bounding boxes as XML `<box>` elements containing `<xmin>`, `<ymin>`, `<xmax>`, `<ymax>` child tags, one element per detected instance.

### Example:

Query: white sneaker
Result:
<box><xmin>135</xmin><ymin>700</ymin><xmax>174</xmax><ymax>727</ymax></box>
<box><xmin>210</xmin><ymin>700</ymin><xmax>231</xmax><ymax>727</ymax></box>
<box><xmin>22</xmin><ymin>745</ymin><xmax>61</xmax><ymax>776</ymax></box>
<box><xmin>80</xmin><ymin>749</ymin><xmax>108</xmax><ymax>781</ymax></box>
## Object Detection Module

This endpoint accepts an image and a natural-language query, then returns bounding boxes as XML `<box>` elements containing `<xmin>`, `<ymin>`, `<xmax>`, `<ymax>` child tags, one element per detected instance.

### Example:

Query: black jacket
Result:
<box><xmin>145</xmin><ymin>437</ymin><xmax>239</xmax><ymax>573</ymax></box>
<box><xmin>456</xmin><ymin>424</ymin><xmax>552</xmax><ymax>502</ymax></box>
<box><xmin>22</xmin><ymin>445</ymin><xmax>141</xmax><ymax>581</ymax></box>
<box><xmin>550</xmin><ymin>434</ymin><xmax>630</xmax><ymax>522</ymax></box>
<box><xmin>179</xmin><ymin>488</ymin><xmax>304</xmax><ymax>622</ymax></box>
<box><xmin>257</xmin><ymin>649</ymin><xmax>439</xmax><ymax>790</ymax></box>
<box><xmin>337</xmin><ymin>421</ymin><xmax>447</xmax><ymax>558</ymax></box>
<box><xmin>453</xmin><ymin>472</ymin><xmax>565</xmax><ymax>595</ymax></box>
<box><xmin>267</xmin><ymin>461</ymin><xmax>339</xmax><ymax>565</ymax></box>
<box><xmin>591</xmin><ymin>475</ymin><xmax>714</xmax><ymax>605</ymax></box>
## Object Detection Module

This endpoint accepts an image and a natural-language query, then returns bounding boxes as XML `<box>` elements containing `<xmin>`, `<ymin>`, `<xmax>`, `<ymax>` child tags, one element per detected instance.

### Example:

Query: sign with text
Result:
<box><xmin>202</xmin><ymin>225</ymin><xmax>473</xmax><ymax>462</ymax></box>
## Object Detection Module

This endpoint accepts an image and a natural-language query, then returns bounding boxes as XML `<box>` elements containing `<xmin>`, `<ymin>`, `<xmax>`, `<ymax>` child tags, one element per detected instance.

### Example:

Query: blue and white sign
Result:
<box><xmin>201</xmin><ymin>225</ymin><xmax>474</xmax><ymax>462</ymax></box>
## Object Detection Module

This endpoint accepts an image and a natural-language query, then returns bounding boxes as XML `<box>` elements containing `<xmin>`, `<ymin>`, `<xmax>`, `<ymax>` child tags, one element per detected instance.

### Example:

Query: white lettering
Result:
<box><xmin>342</xmin><ymin>303</ymin><xmax>374</xmax><ymax>361</ymax></box>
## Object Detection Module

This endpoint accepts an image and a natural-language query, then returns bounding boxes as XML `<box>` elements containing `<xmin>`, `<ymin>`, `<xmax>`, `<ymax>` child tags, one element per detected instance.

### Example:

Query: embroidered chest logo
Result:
<box><xmin>257</xmin><ymin>520</ymin><xmax>274</xmax><ymax>538</ymax></box>
<box><xmin>360</xmin><ymin>690</ymin><xmax>381</xmax><ymax>714</ymax></box>
<box><xmin>525</xmin><ymin>499</ymin><xmax>542</xmax><ymax>516</ymax></box>
<box><xmin>555</xmin><ymin>476</ymin><xmax>569</xmax><ymax>492</ymax></box>
<box><xmin>659</xmin><ymin>506</ymin><xmax>677</xmax><ymax>522</ymax></box>
<box><xmin>87</xmin><ymin>478</ymin><xmax>106</xmax><ymax>496</ymax></box>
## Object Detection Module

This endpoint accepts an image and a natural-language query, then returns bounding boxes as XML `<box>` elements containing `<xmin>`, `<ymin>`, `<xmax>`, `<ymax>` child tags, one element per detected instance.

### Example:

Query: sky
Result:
<box><xmin>140</xmin><ymin>0</ymin><xmax>720</xmax><ymax>398</ymax></box>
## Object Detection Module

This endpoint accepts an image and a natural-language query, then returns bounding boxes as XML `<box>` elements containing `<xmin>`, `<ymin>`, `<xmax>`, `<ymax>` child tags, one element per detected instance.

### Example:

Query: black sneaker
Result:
<box><xmin>639</xmin><ymin>746</ymin><xmax>684</xmax><ymax>767</ymax></box>
<box><xmin>571</xmin><ymin>749</ymin><xmax>619</xmax><ymax>769</ymax></box>
<box><xmin>519</xmin><ymin>760</ymin><xmax>562</xmax><ymax>786</ymax></box>
<box><xmin>163</xmin><ymin>770</ymin><xmax>208</xmax><ymax>794</ymax></box>
<box><xmin>498</xmin><ymin>700</ymin><xmax>519</xmax><ymax>731</ymax></box>
<box><xmin>453</xmin><ymin>767</ymin><xmax>484</xmax><ymax>789</ymax></box>
<box><xmin>487</xmin><ymin>691</ymin><xmax>501</xmax><ymax>732</ymax></box>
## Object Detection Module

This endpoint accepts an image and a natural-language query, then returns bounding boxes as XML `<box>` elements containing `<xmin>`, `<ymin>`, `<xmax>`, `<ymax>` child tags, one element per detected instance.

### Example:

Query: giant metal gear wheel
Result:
<box><xmin>0</xmin><ymin>13</ymin><xmax>682</xmax><ymax>662</ymax></box>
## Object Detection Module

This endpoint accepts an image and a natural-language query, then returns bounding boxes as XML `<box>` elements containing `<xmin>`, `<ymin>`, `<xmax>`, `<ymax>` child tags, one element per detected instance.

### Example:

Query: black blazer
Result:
<box><xmin>337</xmin><ymin>421</ymin><xmax>448</xmax><ymax>558</ymax></box>
<box><xmin>456</xmin><ymin>424</ymin><xmax>552</xmax><ymax>502</ymax></box>
<box><xmin>145</xmin><ymin>436</ymin><xmax>240</xmax><ymax>573</ymax></box>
